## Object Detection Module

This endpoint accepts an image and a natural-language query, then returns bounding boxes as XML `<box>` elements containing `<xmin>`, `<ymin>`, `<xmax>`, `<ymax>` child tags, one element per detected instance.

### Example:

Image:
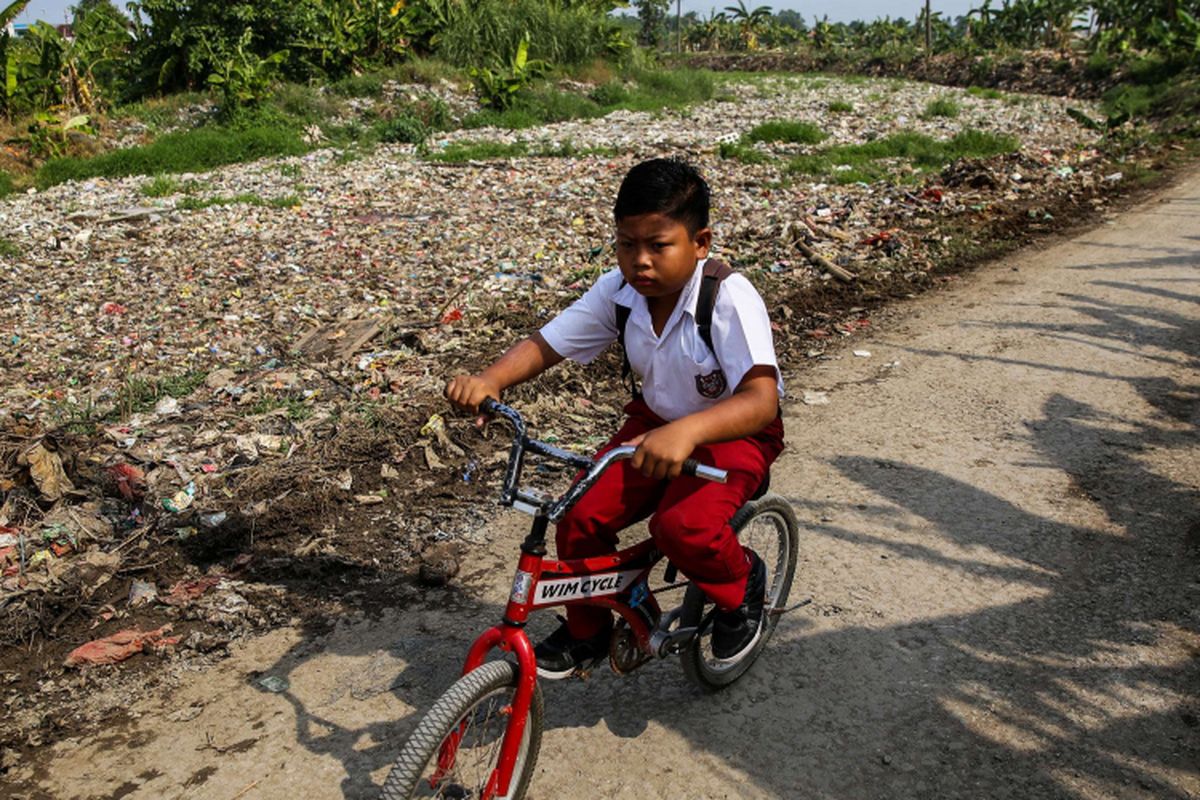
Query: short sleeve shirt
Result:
<box><xmin>539</xmin><ymin>260</ymin><xmax>784</xmax><ymax>421</ymax></box>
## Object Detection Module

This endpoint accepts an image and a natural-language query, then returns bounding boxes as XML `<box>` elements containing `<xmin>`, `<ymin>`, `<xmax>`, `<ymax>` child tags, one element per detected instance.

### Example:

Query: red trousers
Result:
<box><xmin>557</xmin><ymin>398</ymin><xmax>785</xmax><ymax>639</ymax></box>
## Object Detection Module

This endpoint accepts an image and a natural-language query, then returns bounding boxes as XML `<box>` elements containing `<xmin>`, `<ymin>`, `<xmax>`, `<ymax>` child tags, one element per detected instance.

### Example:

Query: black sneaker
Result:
<box><xmin>534</xmin><ymin>620</ymin><xmax>611</xmax><ymax>680</ymax></box>
<box><xmin>711</xmin><ymin>551</ymin><xmax>767</xmax><ymax>663</ymax></box>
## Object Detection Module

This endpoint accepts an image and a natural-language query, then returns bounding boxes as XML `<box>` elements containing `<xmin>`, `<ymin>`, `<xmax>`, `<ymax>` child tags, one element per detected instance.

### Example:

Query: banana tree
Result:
<box><xmin>723</xmin><ymin>0</ymin><xmax>772</xmax><ymax>49</ymax></box>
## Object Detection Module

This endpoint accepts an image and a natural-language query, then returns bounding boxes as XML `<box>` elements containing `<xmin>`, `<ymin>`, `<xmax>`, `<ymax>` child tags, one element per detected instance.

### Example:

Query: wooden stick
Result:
<box><xmin>230</xmin><ymin>779</ymin><xmax>260</xmax><ymax>799</ymax></box>
<box><xmin>787</xmin><ymin>224</ymin><xmax>857</xmax><ymax>283</ymax></box>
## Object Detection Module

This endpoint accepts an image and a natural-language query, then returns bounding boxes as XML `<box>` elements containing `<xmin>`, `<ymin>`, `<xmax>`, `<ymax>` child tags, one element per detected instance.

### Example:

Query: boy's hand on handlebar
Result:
<box><xmin>624</xmin><ymin>422</ymin><xmax>699</xmax><ymax>480</ymax></box>
<box><xmin>445</xmin><ymin>374</ymin><xmax>500</xmax><ymax>427</ymax></box>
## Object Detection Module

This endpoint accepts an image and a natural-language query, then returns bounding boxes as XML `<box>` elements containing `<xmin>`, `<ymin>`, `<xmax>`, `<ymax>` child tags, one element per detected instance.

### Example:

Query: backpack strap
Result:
<box><xmin>614</xmin><ymin>297</ymin><xmax>638</xmax><ymax>398</ymax></box>
<box><xmin>695</xmin><ymin>258</ymin><xmax>733</xmax><ymax>360</ymax></box>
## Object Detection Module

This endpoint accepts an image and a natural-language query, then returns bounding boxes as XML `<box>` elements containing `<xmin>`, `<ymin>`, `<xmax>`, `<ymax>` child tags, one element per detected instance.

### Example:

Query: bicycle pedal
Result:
<box><xmin>572</xmin><ymin>656</ymin><xmax>605</xmax><ymax>680</ymax></box>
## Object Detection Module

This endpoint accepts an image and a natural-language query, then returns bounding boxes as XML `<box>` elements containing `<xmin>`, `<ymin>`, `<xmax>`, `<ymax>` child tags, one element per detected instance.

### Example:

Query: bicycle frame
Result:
<box><xmin>435</xmin><ymin>399</ymin><xmax>725</xmax><ymax>799</ymax></box>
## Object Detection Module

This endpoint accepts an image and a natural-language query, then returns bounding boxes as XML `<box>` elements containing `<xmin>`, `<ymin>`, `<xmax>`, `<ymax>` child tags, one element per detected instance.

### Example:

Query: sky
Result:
<box><xmin>15</xmin><ymin>0</ymin><xmax>980</xmax><ymax>26</ymax></box>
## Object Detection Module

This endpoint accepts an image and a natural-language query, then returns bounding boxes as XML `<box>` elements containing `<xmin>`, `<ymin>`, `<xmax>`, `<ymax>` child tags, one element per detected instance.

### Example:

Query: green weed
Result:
<box><xmin>966</xmin><ymin>86</ymin><xmax>1004</xmax><ymax>100</ymax></box>
<box><xmin>141</xmin><ymin>175</ymin><xmax>181</xmax><ymax>197</ymax></box>
<box><xmin>828</xmin><ymin>100</ymin><xmax>854</xmax><ymax>113</ymax></box>
<box><xmin>37</xmin><ymin>126</ymin><xmax>309</xmax><ymax>188</ymax></box>
<box><xmin>719</xmin><ymin>142</ymin><xmax>771</xmax><ymax>164</ymax></box>
<box><xmin>250</xmin><ymin>395</ymin><xmax>313</xmax><ymax>421</ymax></box>
<box><xmin>921</xmin><ymin>96</ymin><xmax>961</xmax><ymax>119</ymax></box>
<box><xmin>745</xmin><ymin>120</ymin><xmax>827</xmax><ymax>145</ymax></box>
<box><xmin>114</xmin><ymin>371</ymin><xmax>208</xmax><ymax>420</ymax></box>
<box><xmin>0</xmin><ymin>171</ymin><xmax>13</xmax><ymax>198</ymax></box>
<box><xmin>0</xmin><ymin>237</ymin><xmax>20</xmax><ymax>258</ymax></box>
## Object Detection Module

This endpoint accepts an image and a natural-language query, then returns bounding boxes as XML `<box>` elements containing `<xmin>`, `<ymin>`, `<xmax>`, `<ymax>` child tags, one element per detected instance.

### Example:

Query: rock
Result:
<box><xmin>418</xmin><ymin>542</ymin><xmax>462</xmax><ymax>587</ymax></box>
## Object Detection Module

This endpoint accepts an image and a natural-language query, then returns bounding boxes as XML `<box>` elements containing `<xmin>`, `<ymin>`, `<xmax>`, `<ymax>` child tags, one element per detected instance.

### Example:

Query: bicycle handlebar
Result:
<box><xmin>478</xmin><ymin>397</ymin><xmax>727</xmax><ymax>521</ymax></box>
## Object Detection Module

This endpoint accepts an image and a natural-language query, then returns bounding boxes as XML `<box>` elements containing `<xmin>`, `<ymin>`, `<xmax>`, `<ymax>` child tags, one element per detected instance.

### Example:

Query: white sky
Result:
<box><xmin>15</xmin><ymin>0</ymin><xmax>980</xmax><ymax>26</ymax></box>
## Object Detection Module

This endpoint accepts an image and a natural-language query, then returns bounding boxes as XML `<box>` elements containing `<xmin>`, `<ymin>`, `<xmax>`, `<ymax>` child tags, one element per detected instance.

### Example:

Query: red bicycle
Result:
<box><xmin>380</xmin><ymin>399</ymin><xmax>799</xmax><ymax>800</ymax></box>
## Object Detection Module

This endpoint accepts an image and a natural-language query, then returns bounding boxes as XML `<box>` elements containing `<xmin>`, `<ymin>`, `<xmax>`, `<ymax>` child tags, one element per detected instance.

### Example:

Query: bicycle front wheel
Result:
<box><xmin>381</xmin><ymin>660</ymin><xmax>543</xmax><ymax>800</ymax></box>
<box><xmin>680</xmin><ymin>493</ymin><xmax>799</xmax><ymax>691</ymax></box>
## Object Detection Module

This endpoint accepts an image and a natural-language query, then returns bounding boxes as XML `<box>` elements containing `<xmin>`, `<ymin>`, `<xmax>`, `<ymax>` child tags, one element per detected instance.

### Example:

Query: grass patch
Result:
<box><xmin>828</xmin><ymin>100</ymin><xmax>854</xmax><ymax>113</ymax></box>
<box><xmin>426</xmin><ymin>140</ymin><xmax>530</xmax><ymax>162</ymax></box>
<box><xmin>140</xmin><ymin>175</ymin><xmax>181</xmax><ymax>197</ymax></box>
<box><xmin>788</xmin><ymin>128</ymin><xmax>1019</xmax><ymax>184</ymax></box>
<box><xmin>0</xmin><ymin>237</ymin><xmax>20</xmax><ymax>258</ymax></box>
<box><xmin>37</xmin><ymin>125</ymin><xmax>309</xmax><ymax>189</ymax></box>
<box><xmin>745</xmin><ymin>120</ymin><xmax>827</xmax><ymax>145</ymax></box>
<box><xmin>967</xmin><ymin>86</ymin><xmax>1004</xmax><ymax>100</ymax></box>
<box><xmin>719</xmin><ymin>141</ymin><xmax>771</xmax><ymax>164</ymax></box>
<box><xmin>425</xmin><ymin>138</ymin><xmax>615</xmax><ymax>163</ymax></box>
<box><xmin>921</xmin><ymin>96</ymin><xmax>961</xmax><ymax>119</ymax></box>
<box><xmin>177</xmin><ymin>193</ymin><xmax>301</xmax><ymax>211</ymax></box>
<box><xmin>0</xmin><ymin>171</ymin><xmax>13</xmax><ymax>198</ymax></box>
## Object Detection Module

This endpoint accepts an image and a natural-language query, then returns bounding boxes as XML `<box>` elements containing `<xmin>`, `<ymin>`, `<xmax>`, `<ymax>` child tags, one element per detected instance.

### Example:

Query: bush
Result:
<box><xmin>37</xmin><ymin>125</ymin><xmax>308</xmax><ymax>188</ymax></box>
<box><xmin>375</xmin><ymin>114</ymin><xmax>428</xmax><ymax>144</ymax></box>
<box><xmin>590</xmin><ymin>81</ymin><xmax>630</xmax><ymax>106</ymax></box>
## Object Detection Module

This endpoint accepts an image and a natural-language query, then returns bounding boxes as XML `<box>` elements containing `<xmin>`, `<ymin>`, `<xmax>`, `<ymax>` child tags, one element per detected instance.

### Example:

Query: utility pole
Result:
<box><xmin>924</xmin><ymin>0</ymin><xmax>931</xmax><ymax>56</ymax></box>
<box><xmin>677</xmin><ymin>0</ymin><xmax>682</xmax><ymax>53</ymax></box>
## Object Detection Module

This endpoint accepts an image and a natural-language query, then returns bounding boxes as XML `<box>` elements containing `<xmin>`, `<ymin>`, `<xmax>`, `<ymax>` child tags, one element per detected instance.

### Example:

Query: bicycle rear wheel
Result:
<box><xmin>381</xmin><ymin>660</ymin><xmax>543</xmax><ymax>800</ymax></box>
<box><xmin>680</xmin><ymin>493</ymin><xmax>799</xmax><ymax>691</ymax></box>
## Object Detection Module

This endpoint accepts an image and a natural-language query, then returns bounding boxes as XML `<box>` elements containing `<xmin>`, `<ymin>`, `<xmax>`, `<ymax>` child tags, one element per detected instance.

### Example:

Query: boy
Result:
<box><xmin>446</xmin><ymin>158</ymin><xmax>784</xmax><ymax>678</ymax></box>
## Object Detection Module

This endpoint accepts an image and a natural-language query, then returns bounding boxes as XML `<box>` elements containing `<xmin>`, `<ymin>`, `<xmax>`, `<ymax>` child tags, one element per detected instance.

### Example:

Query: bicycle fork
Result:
<box><xmin>452</xmin><ymin>520</ymin><xmax>548</xmax><ymax>799</ymax></box>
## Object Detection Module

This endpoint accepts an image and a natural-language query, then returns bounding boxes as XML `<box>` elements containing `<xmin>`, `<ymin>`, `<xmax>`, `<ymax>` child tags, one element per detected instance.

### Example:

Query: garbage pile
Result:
<box><xmin>0</xmin><ymin>74</ymin><xmax>1139</xmax><ymax>696</ymax></box>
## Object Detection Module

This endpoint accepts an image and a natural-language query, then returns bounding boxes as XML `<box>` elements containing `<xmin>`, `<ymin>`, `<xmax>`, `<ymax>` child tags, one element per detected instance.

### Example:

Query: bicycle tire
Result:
<box><xmin>679</xmin><ymin>493</ymin><xmax>799</xmax><ymax>691</ymax></box>
<box><xmin>381</xmin><ymin>660</ymin><xmax>543</xmax><ymax>800</ymax></box>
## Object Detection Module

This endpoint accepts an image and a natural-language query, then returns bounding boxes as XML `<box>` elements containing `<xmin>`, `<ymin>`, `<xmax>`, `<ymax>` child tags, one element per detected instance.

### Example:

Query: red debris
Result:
<box><xmin>858</xmin><ymin>229</ymin><xmax>900</xmax><ymax>248</ymax></box>
<box><xmin>100</xmin><ymin>302</ymin><xmax>127</xmax><ymax>315</ymax></box>
<box><xmin>161</xmin><ymin>576</ymin><xmax>221</xmax><ymax>606</ymax></box>
<box><xmin>64</xmin><ymin>624</ymin><xmax>180</xmax><ymax>667</ymax></box>
<box><xmin>107</xmin><ymin>463</ymin><xmax>146</xmax><ymax>501</ymax></box>
<box><xmin>440</xmin><ymin>307</ymin><xmax>464</xmax><ymax>324</ymax></box>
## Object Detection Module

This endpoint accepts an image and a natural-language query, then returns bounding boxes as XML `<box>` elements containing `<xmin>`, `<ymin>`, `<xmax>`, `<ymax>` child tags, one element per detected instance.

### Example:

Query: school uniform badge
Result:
<box><xmin>695</xmin><ymin>369</ymin><xmax>727</xmax><ymax>398</ymax></box>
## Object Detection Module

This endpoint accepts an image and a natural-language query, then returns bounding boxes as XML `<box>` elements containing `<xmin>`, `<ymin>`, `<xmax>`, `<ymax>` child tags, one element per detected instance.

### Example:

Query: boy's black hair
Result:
<box><xmin>613</xmin><ymin>157</ymin><xmax>710</xmax><ymax>234</ymax></box>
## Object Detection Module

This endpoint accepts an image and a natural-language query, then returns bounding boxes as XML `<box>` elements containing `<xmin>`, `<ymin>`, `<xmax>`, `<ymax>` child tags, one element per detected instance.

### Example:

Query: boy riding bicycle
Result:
<box><xmin>446</xmin><ymin>158</ymin><xmax>784</xmax><ymax>678</ymax></box>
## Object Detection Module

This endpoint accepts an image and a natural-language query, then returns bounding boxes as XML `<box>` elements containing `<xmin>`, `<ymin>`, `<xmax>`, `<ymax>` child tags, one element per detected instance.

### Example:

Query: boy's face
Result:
<box><xmin>615</xmin><ymin>213</ymin><xmax>712</xmax><ymax>303</ymax></box>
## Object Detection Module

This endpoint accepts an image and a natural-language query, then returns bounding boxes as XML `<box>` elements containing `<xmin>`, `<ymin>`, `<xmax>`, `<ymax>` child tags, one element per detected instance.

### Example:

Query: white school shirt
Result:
<box><xmin>539</xmin><ymin>260</ymin><xmax>784</xmax><ymax>421</ymax></box>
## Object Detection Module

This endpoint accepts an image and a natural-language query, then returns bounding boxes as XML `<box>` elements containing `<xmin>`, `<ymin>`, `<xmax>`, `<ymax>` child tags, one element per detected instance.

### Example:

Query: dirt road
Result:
<box><xmin>9</xmin><ymin>174</ymin><xmax>1199</xmax><ymax>799</ymax></box>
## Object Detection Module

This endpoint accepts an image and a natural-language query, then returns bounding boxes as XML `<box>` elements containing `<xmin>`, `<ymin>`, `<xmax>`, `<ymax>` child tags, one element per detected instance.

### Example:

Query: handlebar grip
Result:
<box><xmin>479</xmin><ymin>397</ymin><xmax>499</xmax><ymax>415</ymax></box>
<box><xmin>682</xmin><ymin>458</ymin><xmax>728</xmax><ymax>484</ymax></box>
